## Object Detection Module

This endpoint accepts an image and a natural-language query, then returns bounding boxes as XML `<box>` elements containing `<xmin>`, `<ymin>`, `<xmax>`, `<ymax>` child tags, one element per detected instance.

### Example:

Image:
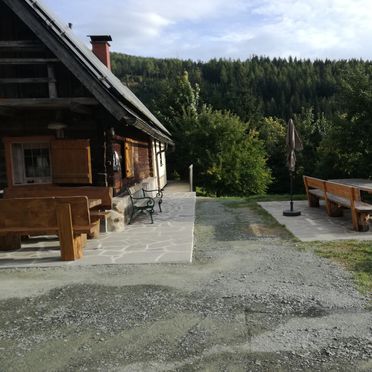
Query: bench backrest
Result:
<box><xmin>0</xmin><ymin>196</ymin><xmax>90</xmax><ymax>230</ymax></box>
<box><xmin>4</xmin><ymin>186</ymin><xmax>113</xmax><ymax>209</ymax></box>
<box><xmin>325</xmin><ymin>181</ymin><xmax>355</xmax><ymax>201</ymax></box>
<box><xmin>128</xmin><ymin>186</ymin><xmax>143</xmax><ymax>199</ymax></box>
<box><xmin>303</xmin><ymin>176</ymin><xmax>326</xmax><ymax>190</ymax></box>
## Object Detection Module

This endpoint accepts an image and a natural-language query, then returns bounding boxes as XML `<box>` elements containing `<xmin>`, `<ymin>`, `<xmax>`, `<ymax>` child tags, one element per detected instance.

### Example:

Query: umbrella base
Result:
<box><xmin>283</xmin><ymin>210</ymin><xmax>301</xmax><ymax>217</ymax></box>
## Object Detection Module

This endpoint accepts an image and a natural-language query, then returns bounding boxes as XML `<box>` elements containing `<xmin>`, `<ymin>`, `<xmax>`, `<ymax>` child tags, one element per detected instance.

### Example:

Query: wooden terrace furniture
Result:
<box><xmin>127</xmin><ymin>187</ymin><xmax>162</xmax><ymax>224</ymax></box>
<box><xmin>303</xmin><ymin>176</ymin><xmax>327</xmax><ymax>208</ymax></box>
<box><xmin>4</xmin><ymin>185</ymin><xmax>112</xmax><ymax>233</ymax></box>
<box><xmin>3</xmin><ymin>185</ymin><xmax>113</xmax><ymax>209</ymax></box>
<box><xmin>0</xmin><ymin>196</ymin><xmax>100</xmax><ymax>260</ymax></box>
<box><xmin>324</xmin><ymin>181</ymin><xmax>372</xmax><ymax>232</ymax></box>
<box><xmin>303</xmin><ymin>176</ymin><xmax>372</xmax><ymax>231</ymax></box>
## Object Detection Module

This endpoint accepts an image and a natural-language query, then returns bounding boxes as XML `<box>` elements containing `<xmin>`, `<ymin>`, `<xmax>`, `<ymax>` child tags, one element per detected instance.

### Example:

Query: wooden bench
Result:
<box><xmin>303</xmin><ymin>176</ymin><xmax>327</xmax><ymax>208</ymax></box>
<box><xmin>3</xmin><ymin>185</ymin><xmax>113</xmax><ymax>209</ymax></box>
<box><xmin>304</xmin><ymin>176</ymin><xmax>372</xmax><ymax>231</ymax></box>
<box><xmin>0</xmin><ymin>196</ymin><xmax>100</xmax><ymax>260</ymax></box>
<box><xmin>4</xmin><ymin>185</ymin><xmax>113</xmax><ymax>233</ymax></box>
<box><xmin>325</xmin><ymin>181</ymin><xmax>372</xmax><ymax>232</ymax></box>
<box><xmin>127</xmin><ymin>187</ymin><xmax>159</xmax><ymax>224</ymax></box>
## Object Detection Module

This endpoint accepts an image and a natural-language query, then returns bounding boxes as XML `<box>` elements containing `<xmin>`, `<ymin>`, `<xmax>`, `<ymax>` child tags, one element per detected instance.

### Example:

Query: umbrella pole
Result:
<box><xmin>290</xmin><ymin>171</ymin><xmax>294</xmax><ymax>212</ymax></box>
<box><xmin>283</xmin><ymin>170</ymin><xmax>301</xmax><ymax>216</ymax></box>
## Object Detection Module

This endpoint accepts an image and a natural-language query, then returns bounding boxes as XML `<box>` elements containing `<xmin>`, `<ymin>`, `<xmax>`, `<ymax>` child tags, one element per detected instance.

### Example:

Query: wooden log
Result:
<box><xmin>327</xmin><ymin>201</ymin><xmax>343</xmax><ymax>217</ymax></box>
<box><xmin>0</xmin><ymin>40</ymin><xmax>44</xmax><ymax>50</ymax></box>
<box><xmin>0</xmin><ymin>78</ymin><xmax>53</xmax><ymax>84</ymax></box>
<box><xmin>308</xmin><ymin>193</ymin><xmax>320</xmax><ymax>208</ymax></box>
<box><xmin>88</xmin><ymin>220</ymin><xmax>100</xmax><ymax>239</ymax></box>
<box><xmin>0</xmin><ymin>58</ymin><xmax>59</xmax><ymax>64</ymax></box>
<box><xmin>0</xmin><ymin>234</ymin><xmax>21</xmax><ymax>251</ymax></box>
<box><xmin>0</xmin><ymin>107</ymin><xmax>16</xmax><ymax>117</ymax></box>
<box><xmin>356</xmin><ymin>212</ymin><xmax>369</xmax><ymax>232</ymax></box>
<box><xmin>0</xmin><ymin>98</ymin><xmax>98</xmax><ymax>108</ymax></box>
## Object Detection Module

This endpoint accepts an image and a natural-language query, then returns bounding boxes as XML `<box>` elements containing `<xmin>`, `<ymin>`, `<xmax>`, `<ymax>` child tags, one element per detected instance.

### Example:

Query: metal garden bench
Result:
<box><xmin>127</xmin><ymin>187</ymin><xmax>163</xmax><ymax>224</ymax></box>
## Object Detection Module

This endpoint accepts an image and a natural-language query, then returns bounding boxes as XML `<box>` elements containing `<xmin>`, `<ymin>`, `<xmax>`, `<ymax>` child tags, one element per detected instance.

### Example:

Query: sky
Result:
<box><xmin>42</xmin><ymin>0</ymin><xmax>372</xmax><ymax>61</ymax></box>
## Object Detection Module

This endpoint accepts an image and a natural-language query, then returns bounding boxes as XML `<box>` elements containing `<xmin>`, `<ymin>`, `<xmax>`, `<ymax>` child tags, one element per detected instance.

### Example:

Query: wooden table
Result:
<box><xmin>330</xmin><ymin>179</ymin><xmax>372</xmax><ymax>193</ymax></box>
<box><xmin>330</xmin><ymin>179</ymin><xmax>372</xmax><ymax>203</ymax></box>
<box><xmin>88</xmin><ymin>198</ymin><xmax>102</xmax><ymax>209</ymax></box>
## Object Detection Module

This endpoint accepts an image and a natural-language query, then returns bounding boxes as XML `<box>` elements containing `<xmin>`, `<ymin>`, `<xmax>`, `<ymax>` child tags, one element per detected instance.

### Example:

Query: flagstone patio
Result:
<box><xmin>0</xmin><ymin>189</ymin><xmax>196</xmax><ymax>268</ymax></box>
<box><xmin>259</xmin><ymin>200</ymin><xmax>372</xmax><ymax>241</ymax></box>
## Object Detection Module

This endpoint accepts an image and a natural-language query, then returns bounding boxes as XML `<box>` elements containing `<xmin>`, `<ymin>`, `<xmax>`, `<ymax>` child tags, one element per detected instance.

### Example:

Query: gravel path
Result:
<box><xmin>0</xmin><ymin>198</ymin><xmax>371</xmax><ymax>371</ymax></box>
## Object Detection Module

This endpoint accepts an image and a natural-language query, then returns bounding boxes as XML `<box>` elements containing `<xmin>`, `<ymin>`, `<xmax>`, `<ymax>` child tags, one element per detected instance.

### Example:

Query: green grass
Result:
<box><xmin>195</xmin><ymin>187</ymin><xmax>307</xmax><ymax>202</ymax></box>
<box><xmin>205</xmin><ymin>194</ymin><xmax>371</xmax><ymax>294</ymax></box>
<box><xmin>222</xmin><ymin>197</ymin><xmax>298</xmax><ymax>239</ymax></box>
<box><xmin>224</xmin><ymin>197</ymin><xmax>371</xmax><ymax>294</ymax></box>
<box><xmin>299</xmin><ymin>240</ymin><xmax>372</xmax><ymax>295</ymax></box>
<box><xmin>244</xmin><ymin>194</ymin><xmax>307</xmax><ymax>202</ymax></box>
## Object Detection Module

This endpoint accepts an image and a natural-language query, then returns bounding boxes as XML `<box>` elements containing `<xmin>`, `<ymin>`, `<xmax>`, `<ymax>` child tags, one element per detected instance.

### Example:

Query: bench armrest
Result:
<box><xmin>142</xmin><ymin>189</ymin><xmax>163</xmax><ymax>198</ymax></box>
<box><xmin>131</xmin><ymin>196</ymin><xmax>155</xmax><ymax>207</ymax></box>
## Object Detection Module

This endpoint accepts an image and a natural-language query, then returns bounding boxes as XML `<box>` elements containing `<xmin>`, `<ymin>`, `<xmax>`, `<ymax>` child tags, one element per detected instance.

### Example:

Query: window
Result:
<box><xmin>124</xmin><ymin>138</ymin><xmax>151</xmax><ymax>180</ymax></box>
<box><xmin>12</xmin><ymin>143</ymin><xmax>52</xmax><ymax>185</ymax></box>
<box><xmin>4</xmin><ymin>137</ymin><xmax>92</xmax><ymax>187</ymax></box>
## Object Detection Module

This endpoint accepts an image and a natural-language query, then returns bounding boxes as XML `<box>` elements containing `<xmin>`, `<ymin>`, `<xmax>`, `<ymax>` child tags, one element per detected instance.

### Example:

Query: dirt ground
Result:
<box><xmin>0</xmin><ymin>198</ymin><xmax>371</xmax><ymax>372</ymax></box>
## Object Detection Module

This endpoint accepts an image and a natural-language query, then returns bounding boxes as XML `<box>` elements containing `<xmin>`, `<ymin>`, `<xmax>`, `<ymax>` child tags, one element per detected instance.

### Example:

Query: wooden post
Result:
<box><xmin>327</xmin><ymin>201</ymin><xmax>343</xmax><ymax>217</ymax></box>
<box><xmin>47</xmin><ymin>63</ymin><xmax>57</xmax><ymax>98</ymax></box>
<box><xmin>74</xmin><ymin>233</ymin><xmax>87</xmax><ymax>259</ymax></box>
<box><xmin>308</xmin><ymin>193</ymin><xmax>320</xmax><ymax>208</ymax></box>
<box><xmin>88</xmin><ymin>222</ymin><xmax>100</xmax><ymax>239</ymax></box>
<box><xmin>357</xmin><ymin>213</ymin><xmax>370</xmax><ymax>232</ymax></box>
<box><xmin>56</xmin><ymin>203</ymin><xmax>79</xmax><ymax>261</ymax></box>
<box><xmin>189</xmin><ymin>164</ymin><xmax>193</xmax><ymax>192</ymax></box>
<box><xmin>0</xmin><ymin>234</ymin><xmax>21</xmax><ymax>251</ymax></box>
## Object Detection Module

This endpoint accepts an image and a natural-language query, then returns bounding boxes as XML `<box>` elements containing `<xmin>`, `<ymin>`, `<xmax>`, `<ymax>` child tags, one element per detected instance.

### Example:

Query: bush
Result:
<box><xmin>175</xmin><ymin>106</ymin><xmax>271</xmax><ymax>196</ymax></box>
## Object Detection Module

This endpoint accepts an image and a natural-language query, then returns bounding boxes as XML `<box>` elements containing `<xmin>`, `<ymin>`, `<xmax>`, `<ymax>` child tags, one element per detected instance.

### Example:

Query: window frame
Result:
<box><xmin>3</xmin><ymin>136</ymin><xmax>54</xmax><ymax>187</ymax></box>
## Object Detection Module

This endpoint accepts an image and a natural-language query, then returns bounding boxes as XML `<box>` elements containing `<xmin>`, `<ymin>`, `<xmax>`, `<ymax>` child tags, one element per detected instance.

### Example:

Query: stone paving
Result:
<box><xmin>259</xmin><ymin>200</ymin><xmax>372</xmax><ymax>241</ymax></box>
<box><xmin>0</xmin><ymin>190</ymin><xmax>196</xmax><ymax>268</ymax></box>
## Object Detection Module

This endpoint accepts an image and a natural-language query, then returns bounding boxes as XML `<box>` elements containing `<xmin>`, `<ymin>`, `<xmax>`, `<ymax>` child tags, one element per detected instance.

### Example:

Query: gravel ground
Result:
<box><xmin>0</xmin><ymin>198</ymin><xmax>371</xmax><ymax>371</ymax></box>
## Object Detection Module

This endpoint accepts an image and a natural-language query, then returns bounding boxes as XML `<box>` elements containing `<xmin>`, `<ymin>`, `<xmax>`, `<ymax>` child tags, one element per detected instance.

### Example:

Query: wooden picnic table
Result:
<box><xmin>88</xmin><ymin>198</ymin><xmax>102</xmax><ymax>209</ymax></box>
<box><xmin>330</xmin><ymin>179</ymin><xmax>372</xmax><ymax>194</ymax></box>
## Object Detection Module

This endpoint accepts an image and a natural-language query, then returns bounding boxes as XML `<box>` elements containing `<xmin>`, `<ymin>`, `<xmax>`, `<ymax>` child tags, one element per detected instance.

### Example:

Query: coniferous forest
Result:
<box><xmin>111</xmin><ymin>53</ymin><xmax>372</xmax><ymax>195</ymax></box>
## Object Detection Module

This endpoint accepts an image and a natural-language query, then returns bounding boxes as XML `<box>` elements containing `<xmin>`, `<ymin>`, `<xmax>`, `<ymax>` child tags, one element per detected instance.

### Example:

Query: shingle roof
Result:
<box><xmin>2</xmin><ymin>0</ymin><xmax>173</xmax><ymax>144</ymax></box>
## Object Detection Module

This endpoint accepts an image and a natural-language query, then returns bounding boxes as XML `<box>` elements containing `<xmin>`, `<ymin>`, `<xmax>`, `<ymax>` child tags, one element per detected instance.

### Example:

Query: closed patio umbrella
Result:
<box><xmin>283</xmin><ymin>118</ymin><xmax>303</xmax><ymax>216</ymax></box>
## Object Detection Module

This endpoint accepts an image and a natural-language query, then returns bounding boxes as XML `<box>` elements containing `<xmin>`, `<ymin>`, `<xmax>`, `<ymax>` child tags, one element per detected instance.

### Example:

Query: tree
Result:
<box><xmin>316</xmin><ymin>65</ymin><xmax>372</xmax><ymax>178</ymax></box>
<box><xmin>255</xmin><ymin>117</ymin><xmax>287</xmax><ymax>192</ymax></box>
<box><xmin>166</xmin><ymin>72</ymin><xmax>271</xmax><ymax>196</ymax></box>
<box><xmin>188</xmin><ymin>107</ymin><xmax>271</xmax><ymax>196</ymax></box>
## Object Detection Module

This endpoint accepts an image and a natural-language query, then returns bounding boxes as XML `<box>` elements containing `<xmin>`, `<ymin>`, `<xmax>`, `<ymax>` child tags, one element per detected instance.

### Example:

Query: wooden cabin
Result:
<box><xmin>0</xmin><ymin>0</ymin><xmax>173</xmax><ymax>203</ymax></box>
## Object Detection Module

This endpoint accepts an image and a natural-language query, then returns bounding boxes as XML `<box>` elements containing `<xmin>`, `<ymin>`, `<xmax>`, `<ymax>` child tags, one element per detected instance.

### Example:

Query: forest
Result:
<box><xmin>111</xmin><ymin>53</ymin><xmax>372</xmax><ymax>195</ymax></box>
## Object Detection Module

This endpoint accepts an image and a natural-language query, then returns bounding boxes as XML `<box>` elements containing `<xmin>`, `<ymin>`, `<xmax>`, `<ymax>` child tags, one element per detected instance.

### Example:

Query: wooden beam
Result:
<box><xmin>0</xmin><ymin>107</ymin><xmax>16</xmax><ymax>117</ymax></box>
<box><xmin>0</xmin><ymin>78</ymin><xmax>55</xmax><ymax>84</ymax></box>
<box><xmin>0</xmin><ymin>40</ymin><xmax>45</xmax><ymax>51</ymax></box>
<box><xmin>47</xmin><ymin>64</ymin><xmax>58</xmax><ymax>98</ymax></box>
<box><xmin>2</xmin><ymin>1</ymin><xmax>126</xmax><ymax>121</ymax></box>
<box><xmin>0</xmin><ymin>58</ymin><xmax>59</xmax><ymax>64</ymax></box>
<box><xmin>0</xmin><ymin>234</ymin><xmax>21</xmax><ymax>251</ymax></box>
<box><xmin>70</xmin><ymin>103</ymin><xmax>92</xmax><ymax>114</ymax></box>
<box><xmin>0</xmin><ymin>98</ymin><xmax>98</xmax><ymax>109</ymax></box>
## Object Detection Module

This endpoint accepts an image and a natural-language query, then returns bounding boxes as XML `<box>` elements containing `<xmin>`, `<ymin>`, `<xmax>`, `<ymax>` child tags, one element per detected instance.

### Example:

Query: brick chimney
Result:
<box><xmin>89</xmin><ymin>35</ymin><xmax>112</xmax><ymax>70</ymax></box>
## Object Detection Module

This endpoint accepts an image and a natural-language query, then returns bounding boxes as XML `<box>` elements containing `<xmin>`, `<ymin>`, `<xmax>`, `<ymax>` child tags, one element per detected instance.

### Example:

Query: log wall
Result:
<box><xmin>0</xmin><ymin>1</ymin><xmax>154</xmax><ymax>194</ymax></box>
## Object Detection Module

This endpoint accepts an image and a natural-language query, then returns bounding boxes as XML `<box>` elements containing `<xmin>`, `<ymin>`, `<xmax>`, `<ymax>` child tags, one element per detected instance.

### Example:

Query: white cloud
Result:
<box><xmin>42</xmin><ymin>0</ymin><xmax>372</xmax><ymax>60</ymax></box>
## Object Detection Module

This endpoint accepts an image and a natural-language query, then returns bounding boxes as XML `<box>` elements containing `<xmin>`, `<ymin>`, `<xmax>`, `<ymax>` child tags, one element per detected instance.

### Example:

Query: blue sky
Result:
<box><xmin>42</xmin><ymin>0</ymin><xmax>372</xmax><ymax>61</ymax></box>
